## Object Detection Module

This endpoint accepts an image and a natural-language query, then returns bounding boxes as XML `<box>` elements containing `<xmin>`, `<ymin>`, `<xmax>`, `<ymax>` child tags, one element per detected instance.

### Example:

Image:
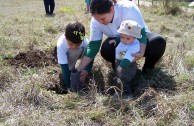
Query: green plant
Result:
<box><xmin>184</xmin><ymin>55</ymin><xmax>194</xmax><ymax>70</ymax></box>
<box><xmin>87</xmin><ymin>111</ymin><xmax>105</xmax><ymax>121</ymax></box>
<box><xmin>59</xmin><ymin>7</ymin><xmax>75</xmax><ymax>13</ymax></box>
<box><xmin>176</xmin><ymin>74</ymin><xmax>192</xmax><ymax>82</ymax></box>
<box><xmin>3</xmin><ymin>54</ymin><xmax>14</xmax><ymax>59</ymax></box>
<box><xmin>73</xmin><ymin>31</ymin><xmax>85</xmax><ymax>41</ymax></box>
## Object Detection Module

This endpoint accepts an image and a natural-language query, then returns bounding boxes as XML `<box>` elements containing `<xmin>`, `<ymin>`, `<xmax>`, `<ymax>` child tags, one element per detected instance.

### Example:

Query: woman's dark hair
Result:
<box><xmin>90</xmin><ymin>0</ymin><xmax>114</xmax><ymax>14</ymax></box>
<box><xmin>65</xmin><ymin>22</ymin><xmax>85</xmax><ymax>44</ymax></box>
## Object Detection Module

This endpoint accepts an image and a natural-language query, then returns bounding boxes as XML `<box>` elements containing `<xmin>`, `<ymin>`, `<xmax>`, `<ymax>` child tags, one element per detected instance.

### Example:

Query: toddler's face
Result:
<box><xmin>120</xmin><ymin>33</ymin><xmax>136</xmax><ymax>45</ymax></box>
<box><xmin>67</xmin><ymin>39</ymin><xmax>81</xmax><ymax>49</ymax></box>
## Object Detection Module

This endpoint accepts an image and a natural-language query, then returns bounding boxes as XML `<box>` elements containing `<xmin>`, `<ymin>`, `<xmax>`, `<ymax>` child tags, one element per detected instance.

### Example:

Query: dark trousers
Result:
<box><xmin>100</xmin><ymin>32</ymin><xmax>166</xmax><ymax>70</ymax></box>
<box><xmin>43</xmin><ymin>0</ymin><xmax>55</xmax><ymax>14</ymax></box>
<box><xmin>116</xmin><ymin>61</ymin><xmax>137</xmax><ymax>94</ymax></box>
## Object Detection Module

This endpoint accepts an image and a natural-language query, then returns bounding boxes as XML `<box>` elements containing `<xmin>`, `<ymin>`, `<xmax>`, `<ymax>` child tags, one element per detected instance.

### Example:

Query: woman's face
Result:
<box><xmin>92</xmin><ymin>6</ymin><xmax>114</xmax><ymax>25</ymax></box>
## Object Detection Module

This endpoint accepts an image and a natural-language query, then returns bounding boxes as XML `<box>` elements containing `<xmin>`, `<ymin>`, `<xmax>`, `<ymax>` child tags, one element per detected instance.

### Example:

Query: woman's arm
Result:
<box><xmin>77</xmin><ymin>40</ymin><xmax>102</xmax><ymax>70</ymax></box>
<box><xmin>78</xmin><ymin>56</ymin><xmax>93</xmax><ymax>71</ymax></box>
<box><xmin>131</xmin><ymin>43</ymin><xmax>146</xmax><ymax>62</ymax></box>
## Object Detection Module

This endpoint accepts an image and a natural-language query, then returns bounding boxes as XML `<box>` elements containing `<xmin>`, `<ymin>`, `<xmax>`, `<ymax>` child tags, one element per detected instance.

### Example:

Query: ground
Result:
<box><xmin>0</xmin><ymin>0</ymin><xmax>193</xmax><ymax>125</ymax></box>
<box><xmin>4</xmin><ymin>47</ymin><xmax>57</xmax><ymax>68</ymax></box>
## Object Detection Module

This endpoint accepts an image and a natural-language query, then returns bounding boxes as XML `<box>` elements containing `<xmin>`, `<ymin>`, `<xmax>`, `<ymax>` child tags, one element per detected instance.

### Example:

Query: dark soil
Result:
<box><xmin>4</xmin><ymin>48</ymin><xmax>57</xmax><ymax>68</ymax></box>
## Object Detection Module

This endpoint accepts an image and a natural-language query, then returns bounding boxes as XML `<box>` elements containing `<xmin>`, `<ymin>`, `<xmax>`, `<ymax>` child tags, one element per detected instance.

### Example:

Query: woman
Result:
<box><xmin>78</xmin><ymin>0</ymin><xmax>166</xmax><ymax>81</ymax></box>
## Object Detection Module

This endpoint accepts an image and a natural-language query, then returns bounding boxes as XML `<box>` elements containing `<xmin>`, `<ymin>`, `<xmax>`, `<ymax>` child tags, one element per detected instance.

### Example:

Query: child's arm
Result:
<box><xmin>60</xmin><ymin>64</ymin><xmax>70</xmax><ymax>88</ymax></box>
<box><xmin>117</xmin><ymin>59</ymin><xmax>131</xmax><ymax>74</ymax></box>
<box><xmin>119</xmin><ymin>59</ymin><xmax>131</xmax><ymax>69</ymax></box>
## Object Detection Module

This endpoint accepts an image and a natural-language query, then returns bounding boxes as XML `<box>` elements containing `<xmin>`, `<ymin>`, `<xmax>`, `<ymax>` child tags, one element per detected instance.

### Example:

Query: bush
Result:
<box><xmin>162</xmin><ymin>0</ymin><xmax>182</xmax><ymax>15</ymax></box>
<box><xmin>184</xmin><ymin>51</ymin><xmax>194</xmax><ymax>71</ymax></box>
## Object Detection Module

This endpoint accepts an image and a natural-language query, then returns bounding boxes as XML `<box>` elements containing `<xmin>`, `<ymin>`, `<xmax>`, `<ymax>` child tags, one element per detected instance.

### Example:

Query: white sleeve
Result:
<box><xmin>82</xmin><ymin>38</ymin><xmax>89</xmax><ymax>51</ymax></box>
<box><xmin>90</xmin><ymin>18</ymin><xmax>103</xmax><ymax>41</ymax></box>
<box><xmin>57</xmin><ymin>35</ymin><xmax>68</xmax><ymax>64</ymax></box>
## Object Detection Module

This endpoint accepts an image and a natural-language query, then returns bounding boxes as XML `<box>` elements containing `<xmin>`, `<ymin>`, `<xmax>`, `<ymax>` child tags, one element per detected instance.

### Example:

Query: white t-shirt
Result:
<box><xmin>116</xmin><ymin>39</ymin><xmax>140</xmax><ymax>62</ymax></box>
<box><xmin>90</xmin><ymin>0</ymin><xmax>149</xmax><ymax>41</ymax></box>
<box><xmin>57</xmin><ymin>34</ymin><xmax>89</xmax><ymax>64</ymax></box>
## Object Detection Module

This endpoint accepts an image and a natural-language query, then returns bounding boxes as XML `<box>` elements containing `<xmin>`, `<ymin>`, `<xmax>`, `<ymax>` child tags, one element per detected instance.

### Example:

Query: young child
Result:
<box><xmin>110</xmin><ymin>20</ymin><xmax>142</xmax><ymax>99</ymax></box>
<box><xmin>57</xmin><ymin>22</ymin><xmax>92</xmax><ymax>93</ymax></box>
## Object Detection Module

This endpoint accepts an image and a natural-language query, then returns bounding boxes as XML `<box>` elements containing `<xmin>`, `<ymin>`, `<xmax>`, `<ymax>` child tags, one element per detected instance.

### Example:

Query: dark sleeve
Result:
<box><xmin>84</xmin><ymin>40</ymin><xmax>102</xmax><ymax>59</ymax></box>
<box><xmin>115</xmin><ymin>37</ymin><xmax>121</xmax><ymax>44</ymax></box>
<box><xmin>60</xmin><ymin>64</ymin><xmax>70</xmax><ymax>88</ymax></box>
<box><xmin>119</xmin><ymin>59</ymin><xmax>131</xmax><ymax>69</ymax></box>
<box><xmin>137</xmin><ymin>27</ymin><xmax>147</xmax><ymax>44</ymax></box>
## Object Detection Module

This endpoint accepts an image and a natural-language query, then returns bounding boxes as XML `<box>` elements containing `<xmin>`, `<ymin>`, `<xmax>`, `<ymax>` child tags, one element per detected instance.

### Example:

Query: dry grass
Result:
<box><xmin>0</xmin><ymin>0</ymin><xmax>194</xmax><ymax>125</ymax></box>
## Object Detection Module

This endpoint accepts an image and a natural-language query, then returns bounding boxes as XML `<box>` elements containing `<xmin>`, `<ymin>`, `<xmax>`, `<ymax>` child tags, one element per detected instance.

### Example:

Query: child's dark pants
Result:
<box><xmin>116</xmin><ymin>61</ymin><xmax>137</xmax><ymax>95</ymax></box>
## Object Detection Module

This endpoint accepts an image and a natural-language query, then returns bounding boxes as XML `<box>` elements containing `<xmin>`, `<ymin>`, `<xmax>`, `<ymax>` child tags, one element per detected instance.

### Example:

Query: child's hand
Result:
<box><xmin>117</xmin><ymin>66</ymin><xmax>122</xmax><ymax>73</ymax></box>
<box><xmin>80</xmin><ymin>70</ymin><xmax>88</xmax><ymax>82</ymax></box>
<box><xmin>109</xmin><ymin>39</ymin><xmax>117</xmax><ymax>46</ymax></box>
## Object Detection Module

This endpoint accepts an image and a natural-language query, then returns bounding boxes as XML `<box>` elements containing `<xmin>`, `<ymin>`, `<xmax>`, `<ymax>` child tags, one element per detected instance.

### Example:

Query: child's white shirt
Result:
<box><xmin>57</xmin><ymin>34</ymin><xmax>89</xmax><ymax>64</ymax></box>
<box><xmin>116</xmin><ymin>39</ymin><xmax>140</xmax><ymax>62</ymax></box>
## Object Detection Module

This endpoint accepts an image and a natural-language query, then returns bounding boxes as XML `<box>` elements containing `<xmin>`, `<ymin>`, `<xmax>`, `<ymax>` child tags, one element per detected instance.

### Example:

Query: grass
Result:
<box><xmin>0</xmin><ymin>0</ymin><xmax>194</xmax><ymax>125</ymax></box>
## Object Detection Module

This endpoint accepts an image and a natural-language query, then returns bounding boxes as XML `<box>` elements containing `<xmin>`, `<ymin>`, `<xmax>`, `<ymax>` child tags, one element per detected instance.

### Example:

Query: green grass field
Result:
<box><xmin>0</xmin><ymin>0</ymin><xmax>194</xmax><ymax>125</ymax></box>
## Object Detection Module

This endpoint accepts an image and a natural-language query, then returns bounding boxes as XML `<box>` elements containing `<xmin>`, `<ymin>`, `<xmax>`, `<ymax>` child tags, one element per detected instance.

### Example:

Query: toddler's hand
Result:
<box><xmin>117</xmin><ymin>66</ymin><xmax>122</xmax><ymax>73</ymax></box>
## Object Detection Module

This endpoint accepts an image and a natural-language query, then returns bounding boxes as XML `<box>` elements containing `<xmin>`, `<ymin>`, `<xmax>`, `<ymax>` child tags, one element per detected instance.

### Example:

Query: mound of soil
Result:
<box><xmin>4</xmin><ymin>48</ymin><xmax>57</xmax><ymax>68</ymax></box>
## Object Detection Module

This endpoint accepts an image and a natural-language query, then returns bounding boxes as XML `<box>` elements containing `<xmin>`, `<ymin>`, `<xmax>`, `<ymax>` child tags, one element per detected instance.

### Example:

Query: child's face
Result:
<box><xmin>67</xmin><ymin>39</ymin><xmax>81</xmax><ymax>49</ymax></box>
<box><xmin>120</xmin><ymin>33</ymin><xmax>136</xmax><ymax>45</ymax></box>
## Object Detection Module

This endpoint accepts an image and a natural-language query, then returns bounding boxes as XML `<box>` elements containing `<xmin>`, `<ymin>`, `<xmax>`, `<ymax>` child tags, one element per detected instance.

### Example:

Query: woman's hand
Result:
<box><xmin>80</xmin><ymin>70</ymin><xmax>88</xmax><ymax>82</ymax></box>
<box><xmin>131</xmin><ymin>52</ymin><xmax>144</xmax><ymax>62</ymax></box>
<box><xmin>131</xmin><ymin>43</ymin><xmax>146</xmax><ymax>62</ymax></box>
<box><xmin>109</xmin><ymin>39</ymin><xmax>117</xmax><ymax>46</ymax></box>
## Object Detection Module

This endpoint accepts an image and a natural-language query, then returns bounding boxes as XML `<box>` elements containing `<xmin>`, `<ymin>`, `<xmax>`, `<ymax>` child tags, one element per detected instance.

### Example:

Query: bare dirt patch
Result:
<box><xmin>4</xmin><ymin>48</ymin><xmax>57</xmax><ymax>68</ymax></box>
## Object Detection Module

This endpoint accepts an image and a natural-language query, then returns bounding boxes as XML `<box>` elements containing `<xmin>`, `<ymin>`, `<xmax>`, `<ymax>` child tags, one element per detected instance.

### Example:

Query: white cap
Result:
<box><xmin>117</xmin><ymin>20</ymin><xmax>142</xmax><ymax>38</ymax></box>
